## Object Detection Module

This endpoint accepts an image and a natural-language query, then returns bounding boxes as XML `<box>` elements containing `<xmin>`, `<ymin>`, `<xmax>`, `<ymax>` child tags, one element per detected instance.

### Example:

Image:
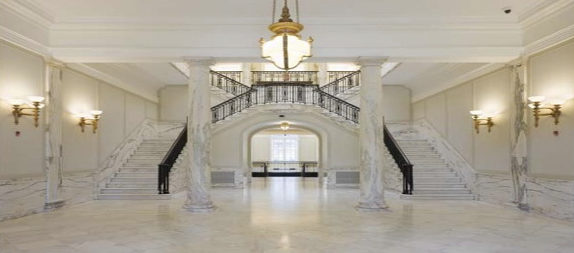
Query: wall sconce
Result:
<box><xmin>9</xmin><ymin>96</ymin><xmax>45</xmax><ymax>127</ymax></box>
<box><xmin>76</xmin><ymin>110</ymin><xmax>103</xmax><ymax>133</ymax></box>
<box><xmin>470</xmin><ymin>110</ymin><xmax>494</xmax><ymax>134</ymax></box>
<box><xmin>528</xmin><ymin>96</ymin><xmax>564</xmax><ymax>128</ymax></box>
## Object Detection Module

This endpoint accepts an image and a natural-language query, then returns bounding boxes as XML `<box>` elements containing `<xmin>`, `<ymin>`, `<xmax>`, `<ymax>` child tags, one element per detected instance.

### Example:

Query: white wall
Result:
<box><xmin>347</xmin><ymin>85</ymin><xmax>411</xmax><ymax>123</ymax></box>
<box><xmin>159</xmin><ymin>85</ymin><xmax>226</xmax><ymax>122</ymax></box>
<box><xmin>413</xmin><ymin>68</ymin><xmax>512</xmax><ymax>174</ymax></box>
<box><xmin>528</xmin><ymin>40</ymin><xmax>574</xmax><ymax>178</ymax></box>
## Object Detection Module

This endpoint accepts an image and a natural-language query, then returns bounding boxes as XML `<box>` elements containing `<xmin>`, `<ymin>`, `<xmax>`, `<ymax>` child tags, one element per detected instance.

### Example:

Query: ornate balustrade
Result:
<box><xmin>216</xmin><ymin>71</ymin><xmax>242</xmax><ymax>82</ymax></box>
<box><xmin>210</xmin><ymin>71</ymin><xmax>250</xmax><ymax>95</ymax></box>
<box><xmin>320</xmin><ymin>71</ymin><xmax>361</xmax><ymax>96</ymax></box>
<box><xmin>252</xmin><ymin>71</ymin><xmax>318</xmax><ymax>84</ymax></box>
<box><xmin>328</xmin><ymin>71</ymin><xmax>357</xmax><ymax>83</ymax></box>
<box><xmin>211</xmin><ymin>83</ymin><xmax>359</xmax><ymax>124</ymax></box>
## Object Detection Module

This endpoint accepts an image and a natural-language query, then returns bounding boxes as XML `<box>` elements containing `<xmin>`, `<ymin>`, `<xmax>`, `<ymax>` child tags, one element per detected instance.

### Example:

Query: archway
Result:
<box><xmin>250</xmin><ymin>126</ymin><xmax>320</xmax><ymax>177</ymax></box>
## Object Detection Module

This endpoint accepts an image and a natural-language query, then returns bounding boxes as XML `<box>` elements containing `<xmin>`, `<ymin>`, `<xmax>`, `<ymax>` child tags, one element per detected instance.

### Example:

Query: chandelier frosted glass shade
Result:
<box><xmin>261</xmin><ymin>33</ymin><xmax>312</xmax><ymax>70</ymax></box>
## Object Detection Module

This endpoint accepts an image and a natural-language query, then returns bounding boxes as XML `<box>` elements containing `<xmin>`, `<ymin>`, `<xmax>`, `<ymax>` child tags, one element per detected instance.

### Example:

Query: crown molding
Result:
<box><xmin>0</xmin><ymin>0</ymin><xmax>53</xmax><ymax>29</ymax></box>
<box><xmin>519</xmin><ymin>0</ymin><xmax>574</xmax><ymax>29</ymax></box>
<box><xmin>523</xmin><ymin>24</ymin><xmax>574</xmax><ymax>56</ymax></box>
<box><xmin>412</xmin><ymin>63</ymin><xmax>506</xmax><ymax>102</ymax></box>
<box><xmin>0</xmin><ymin>25</ymin><xmax>49</xmax><ymax>56</ymax></box>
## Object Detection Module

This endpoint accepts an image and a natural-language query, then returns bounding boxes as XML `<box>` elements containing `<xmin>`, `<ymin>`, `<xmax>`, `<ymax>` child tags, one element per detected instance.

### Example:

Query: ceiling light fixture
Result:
<box><xmin>260</xmin><ymin>0</ymin><xmax>313</xmax><ymax>70</ymax></box>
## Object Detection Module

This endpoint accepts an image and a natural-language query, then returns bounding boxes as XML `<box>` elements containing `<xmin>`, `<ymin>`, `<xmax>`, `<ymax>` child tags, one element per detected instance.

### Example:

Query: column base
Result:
<box><xmin>44</xmin><ymin>200</ymin><xmax>65</xmax><ymax>211</ymax></box>
<box><xmin>355</xmin><ymin>201</ymin><xmax>389</xmax><ymax>212</ymax></box>
<box><xmin>183</xmin><ymin>202</ymin><xmax>216</xmax><ymax>213</ymax></box>
<box><xmin>518</xmin><ymin>203</ymin><xmax>530</xmax><ymax>211</ymax></box>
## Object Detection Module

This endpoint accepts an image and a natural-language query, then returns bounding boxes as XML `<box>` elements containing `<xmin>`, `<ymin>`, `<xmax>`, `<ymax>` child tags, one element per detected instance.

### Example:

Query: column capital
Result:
<box><xmin>184</xmin><ymin>57</ymin><xmax>215</xmax><ymax>67</ymax></box>
<box><xmin>44</xmin><ymin>58</ymin><xmax>65</xmax><ymax>68</ymax></box>
<box><xmin>356</xmin><ymin>57</ymin><xmax>387</xmax><ymax>67</ymax></box>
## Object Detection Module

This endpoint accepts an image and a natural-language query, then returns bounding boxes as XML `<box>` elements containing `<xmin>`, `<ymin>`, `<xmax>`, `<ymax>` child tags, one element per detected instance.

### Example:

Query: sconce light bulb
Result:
<box><xmin>528</xmin><ymin>96</ymin><xmax>546</xmax><ymax>103</ymax></box>
<box><xmin>469</xmin><ymin>110</ymin><xmax>483</xmax><ymax>116</ymax></box>
<box><xmin>90</xmin><ymin>110</ymin><xmax>103</xmax><ymax>116</ymax></box>
<box><xmin>8</xmin><ymin>98</ymin><xmax>25</xmax><ymax>106</ymax></box>
<box><xmin>547</xmin><ymin>98</ymin><xmax>566</xmax><ymax>106</ymax></box>
<box><xmin>280</xmin><ymin>122</ymin><xmax>290</xmax><ymax>131</ymax></box>
<box><xmin>27</xmin><ymin>96</ymin><xmax>45</xmax><ymax>103</ymax></box>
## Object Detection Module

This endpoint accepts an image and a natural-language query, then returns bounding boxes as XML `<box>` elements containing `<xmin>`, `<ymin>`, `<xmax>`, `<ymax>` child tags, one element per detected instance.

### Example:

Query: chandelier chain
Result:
<box><xmin>296</xmin><ymin>0</ymin><xmax>300</xmax><ymax>23</ymax></box>
<box><xmin>272</xmin><ymin>0</ymin><xmax>276</xmax><ymax>23</ymax></box>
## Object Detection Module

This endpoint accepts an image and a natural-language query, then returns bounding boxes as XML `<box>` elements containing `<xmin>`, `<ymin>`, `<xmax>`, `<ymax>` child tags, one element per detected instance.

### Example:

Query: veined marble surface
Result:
<box><xmin>1</xmin><ymin>178</ymin><xmax>574</xmax><ymax>253</ymax></box>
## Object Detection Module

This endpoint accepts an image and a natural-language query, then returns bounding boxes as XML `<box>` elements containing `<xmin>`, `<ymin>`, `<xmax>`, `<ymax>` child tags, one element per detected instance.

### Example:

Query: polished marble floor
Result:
<box><xmin>1</xmin><ymin>178</ymin><xmax>573</xmax><ymax>253</ymax></box>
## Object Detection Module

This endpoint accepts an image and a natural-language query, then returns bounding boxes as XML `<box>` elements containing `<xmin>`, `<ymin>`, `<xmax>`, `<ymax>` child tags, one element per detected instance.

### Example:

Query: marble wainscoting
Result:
<box><xmin>0</xmin><ymin>172</ymin><xmax>94</xmax><ymax>221</ymax></box>
<box><xmin>476</xmin><ymin>173</ymin><xmax>574</xmax><ymax>221</ymax></box>
<box><xmin>528</xmin><ymin>177</ymin><xmax>574</xmax><ymax>220</ymax></box>
<box><xmin>0</xmin><ymin>178</ymin><xmax>46</xmax><ymax>221</ymax></box>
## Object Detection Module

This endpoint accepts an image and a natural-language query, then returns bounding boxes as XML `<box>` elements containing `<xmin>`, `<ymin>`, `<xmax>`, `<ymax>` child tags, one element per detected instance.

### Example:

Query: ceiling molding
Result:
<box><xmin>523</xmin><ymin>23</ymin><xmax>574</xmax><ymax>56</ymax></box>
<box><xmin>519</xmin><ymin>0</ymin><xmax>574</xmax><ymax>29</ymax></box>
<box><xmin>66</xmin><ymin>63</ymin><xmax>159</xmax><ymax>103</ymax></box>
<box><xmin>412</xmin><ymin>63</ymin><xmax>506</xmax><ymax>102</ymax></box>
<box><xmin>0</xmin><ymin>25</ymin><xmax>49</xmax><ymax>56</ymax></box>
<box><xmin>0</xmin><ymin>0</ymin><xmax>53</xmax><ymax>29</ymax></box>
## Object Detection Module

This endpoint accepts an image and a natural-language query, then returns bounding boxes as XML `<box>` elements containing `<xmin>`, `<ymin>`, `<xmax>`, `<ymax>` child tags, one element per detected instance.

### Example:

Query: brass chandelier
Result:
<box><xmin>260</xmin><ymin>0</ymin><xmax>313</xmax><ymax>70</ymax></box>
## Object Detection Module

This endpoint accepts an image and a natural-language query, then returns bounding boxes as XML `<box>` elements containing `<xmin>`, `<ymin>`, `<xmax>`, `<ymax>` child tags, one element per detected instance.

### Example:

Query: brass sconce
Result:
<box><xmin>470</xmin><ymin>110</ymin><xmax>494</xmax><ymax>134</ymax></box>
<box><xmin>9</xmin><ymin>96</ymin><xmax>45</xmax><ymax>127</ymax></box>
<box><xmin>528</xmin><ymin>96</ymin><xmax>564</xmax><ymax>128</ymax></box>
<box><xmin>76</xmin><ymin>110</ymin><xmax>103</xmax><ymax>133</ymax></box>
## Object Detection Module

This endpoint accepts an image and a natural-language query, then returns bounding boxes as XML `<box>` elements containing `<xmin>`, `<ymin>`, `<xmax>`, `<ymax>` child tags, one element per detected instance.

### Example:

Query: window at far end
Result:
<box><xmin>270</xmin><ymin>135</ymin><xmax>299</xmax><ymax>161</ymax></box>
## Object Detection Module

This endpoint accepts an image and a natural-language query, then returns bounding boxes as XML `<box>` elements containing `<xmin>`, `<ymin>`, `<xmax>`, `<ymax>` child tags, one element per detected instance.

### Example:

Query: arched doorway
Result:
<box><xmin>250</xmin><ymin>127</ymin><xmax>320</xmax><ymax>177</ymax></box>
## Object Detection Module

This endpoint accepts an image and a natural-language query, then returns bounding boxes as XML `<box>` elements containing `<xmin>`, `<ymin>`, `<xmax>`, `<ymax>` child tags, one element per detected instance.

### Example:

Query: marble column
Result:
<box><xmin>183</xmin><ymin>58</ymin><xmax>216</xmax><ymax>212</ymax></box>
<box><xmin>44</xmin><ymin>60</ymin><xmax>65</xmax><ymax>210</ymax></box>
<box><xmin>241</xmin><ymin>63</ymin><xmax>252</xmax><ymax>86</ymax></box>
<box><xmin>356</xmin><ymin>57</ymin><xmax>388</xmax><ymax>211</ymax></box>
<box><xmin>510</xmin><ymin>61</ymin><xmax>530</xmax><ymax>211</ymax></box>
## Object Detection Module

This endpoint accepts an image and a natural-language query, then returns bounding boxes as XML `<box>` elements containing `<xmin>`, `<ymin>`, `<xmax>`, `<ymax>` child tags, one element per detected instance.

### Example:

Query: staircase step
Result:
<box><xmin>120</xmin><ymin>167</ymin><xmax>158</xmax><ymax>173</ymax></box>
<box><xmin>98</xmin><ymin>194</ymin><xmax>171</xmax><ymax>200</ymax></box>
<box><xmin>413</xmin><ymin>172</ymin><xmax>457</xmax><ymax>177</ymax></box>
<box><xmin>413</xmin><ymin>189</ymin><xmax>471</xmax><ymax>194</ymax></box>
<box><xmin>401</xmin><ymin>194</ymin><xmax>476</xmax><ymax>200</ymax></box>
<box><xmin>101</xmin><ymin>188</ymin><xmax>158</xmax><ymax>194</ymax></box>
<box><xmin>110</xmin><ymin>177</ymin><xmax>156</xmax><ymax>183</ymax></box>
<box><xmin>413</xmin><ymin>183</ymin><xmax>467</xmax><ymax>188</ymax></box>
<box><xmin>414</xmin><ymin>177</ymin><xmax>461</xmax><ymax>183</ymax></box>
<box><xmin>115</xmin><ymin>172</ymin><xmax>158</xmax><ymax>178</ymax></box>
<box><xmin>107</xmin><ymin>183</ymin><xmax>157</xmax><ymax>188</ymax></box>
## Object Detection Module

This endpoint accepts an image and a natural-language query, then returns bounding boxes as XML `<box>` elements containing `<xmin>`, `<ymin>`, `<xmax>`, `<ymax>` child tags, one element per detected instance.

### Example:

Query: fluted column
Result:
<box><xmin>356</xmin><ymin>57</ymin><xmax>388</xmax><ymax>211</ymax></box>
<box><xmin>183</xmin><ymin>58</ymin><xmax>216</xmax><ymax>212</ymax></box>
<box><xmin>44</xmin><ymin>60</ymin><xmax>65</xmax><ymax>210</ymax></box>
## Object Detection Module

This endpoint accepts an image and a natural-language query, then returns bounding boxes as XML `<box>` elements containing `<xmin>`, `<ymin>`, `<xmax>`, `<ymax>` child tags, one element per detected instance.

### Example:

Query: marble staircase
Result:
<box><xmin>397</xmin><ymin>139</ymin><xmax>476</xmax><ymax>200</ymax></box>
<box><xmin>98</xmin><ymin>138</ymin><xmax>175</xmax><ymax>200</ymax></box>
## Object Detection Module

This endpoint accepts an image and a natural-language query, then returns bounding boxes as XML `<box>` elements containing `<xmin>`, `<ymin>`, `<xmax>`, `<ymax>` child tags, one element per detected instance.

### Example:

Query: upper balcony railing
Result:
<box><xmin>320</xmin><ymin>71</ymin><xmax>361</xmax><ymax>96</ymax></box>
<box><xmin>252</xmin><ymin>71</ymin><xmax>319</xmax><ymax>84</ymax></box>
<box><xmin>216</xmin><ymin>71</ymin><xmax>242</xmax><ymax>82</ymax></box>
<box><xmin>328</xmin><ymin>71</ymin><xmax>357</xmax><ymax>83</ymax></box>
<box><xmin>210</xmin><ymin>71</ymin><xmax>250</xmax><ymax>96</ymax></box>
<box><xmin>211</xmin><ymin>83</ymin><xmax>359</xmax><ymax>124</ymax></box>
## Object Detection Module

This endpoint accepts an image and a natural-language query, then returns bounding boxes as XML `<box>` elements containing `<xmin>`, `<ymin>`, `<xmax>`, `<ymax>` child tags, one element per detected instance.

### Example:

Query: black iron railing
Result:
<box><xmin>158</xmin><ymin>125</ymin><xmax>187</xmax><ymax>194</ymax></box>
<box><xmin>216</xmin><ymin>71</ymin><xmax>242</xmax><ymax>82</ymax></box>
<box><xmin>383</xmin><ymin>126</ymin><xmax>413</xmax><ymax>195</ymax></box>
<box><xmin>320</xmin><ymin>71</ymin><xmax>360</xmax><ymax>96</ymax></box>
<box><xmin>252</xmin><ymin>71</ymin><xmax>318</xmax><ymax>84</ymax></box>
<box><xmin>210</xmin><ymin>84</ymin><xmax>360</xmax><ymax>124</ymax></box>
<box><xmin>210</xmin><ymin>71</ymin><xmax>250</xmax><ymax>96</ymax></box>
<box><xmin>328</xmin><ymin>71</ymin><xmax>357</xmax><ymax>83</ymax></box>
<box><xmin>314</xmin><ymin>89</ymin><xmax>360</xmax><ymax>123</ymax></box>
